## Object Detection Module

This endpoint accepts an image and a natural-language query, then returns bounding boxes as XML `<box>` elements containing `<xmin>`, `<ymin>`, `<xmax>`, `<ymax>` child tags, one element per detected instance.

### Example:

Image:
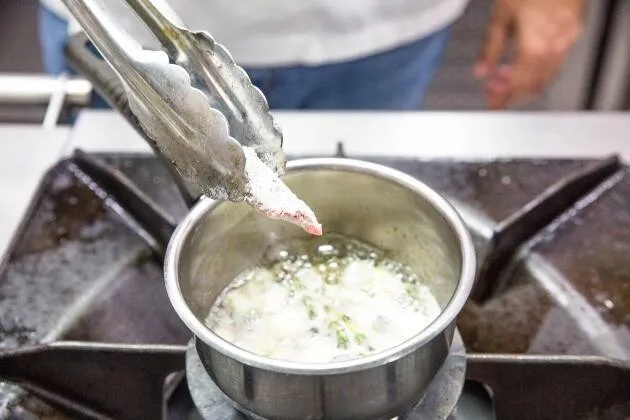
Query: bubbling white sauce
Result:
<box><xmin>205</xmin><ymin>235</ymin><xmax>442</xmax><ymax>363</ymax></box>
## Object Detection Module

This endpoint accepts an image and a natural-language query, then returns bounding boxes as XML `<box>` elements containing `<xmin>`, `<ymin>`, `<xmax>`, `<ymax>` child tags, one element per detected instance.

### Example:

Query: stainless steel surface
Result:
<box><xmin>543</xmin><ymin>0</ymin><xmax>610</xmax><ymax>110</ymax></box>
<box><xmin>65</xmin><ymin>111</ymin><xmax>630</xmax><ymax>162</ymax></box>
<box><xmin>0</xmin><ymin>74</ymin><xmax>92</xmax><ymax>106</ymax></box>
<box><xmin>165</xmin><ymin>158</ymin><xmax>476</xmax><ymax>420</ymax></box>
<box><xmin>592</xmin><ymin>0</ymin><xmax>630</xmax><ymax>110</ymax></box>
<box><xmin>62</xmin><ymin>0</ymin><xmax>284</xmax><ymax>201</ymax></box>
<box><xmin>185</xmin><ymin>331</ymin><xmax>467</xmax><ymax>420</ymax></box>
<box><xmin>42</xmin><ymin>74</ymin><xmax>69</xmax><ymax>129</ymax></box>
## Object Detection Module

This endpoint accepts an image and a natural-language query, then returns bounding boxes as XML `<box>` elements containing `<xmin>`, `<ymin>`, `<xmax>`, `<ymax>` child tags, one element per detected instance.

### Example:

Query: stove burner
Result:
<box><xmin>185</xmin><ymin>332</ymin><xmax>466</xmax><ymax>420</ymax></box>
<box><xmin>2</xmin><ymin>148</ymin><xmax>630</xmax><ymax>419</ymax></box>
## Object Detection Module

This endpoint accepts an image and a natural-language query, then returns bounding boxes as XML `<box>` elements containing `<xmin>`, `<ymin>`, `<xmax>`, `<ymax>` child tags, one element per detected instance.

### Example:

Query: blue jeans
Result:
<box><xmin>39</xmin><ymin>5</ymin><xmax>450</xmax><ymax>110</ymax></box>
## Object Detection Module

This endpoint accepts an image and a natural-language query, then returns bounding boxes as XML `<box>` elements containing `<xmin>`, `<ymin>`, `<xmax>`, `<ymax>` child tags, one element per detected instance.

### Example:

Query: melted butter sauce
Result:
<box><xmin>205</xmin><ymin>234</ymin><xmax>441</xmax><ymax>363</ymax></box>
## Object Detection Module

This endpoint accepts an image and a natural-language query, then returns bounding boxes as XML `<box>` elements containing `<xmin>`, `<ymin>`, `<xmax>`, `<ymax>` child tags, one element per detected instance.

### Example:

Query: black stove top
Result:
<box><xmin>0</xmin><ymin>148</ymin><xmax>629</xmax><ymax>420</ymax></box>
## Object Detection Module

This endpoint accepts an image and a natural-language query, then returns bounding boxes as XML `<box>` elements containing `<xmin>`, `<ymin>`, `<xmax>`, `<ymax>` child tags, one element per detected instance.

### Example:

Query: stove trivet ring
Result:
<box><xmin>185</xmin><ymin>330</ymin><xmax>466</xmax><ymax>420</ymax></box>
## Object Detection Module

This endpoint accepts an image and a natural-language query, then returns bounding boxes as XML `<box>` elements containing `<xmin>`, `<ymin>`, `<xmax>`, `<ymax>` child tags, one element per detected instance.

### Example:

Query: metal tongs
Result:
<box><xmin>61</xmin><ymin>0</ymin><xmax>285</xmax><ymax>202</ymax></box>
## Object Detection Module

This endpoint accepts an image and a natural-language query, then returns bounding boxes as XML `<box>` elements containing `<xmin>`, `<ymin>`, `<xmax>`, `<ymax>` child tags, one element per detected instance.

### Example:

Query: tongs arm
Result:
<box><xmin>123</xmin><ymin>0</ymin><xmax>285</xmax><ymax>175</ymax></box>
<box><xmin>61</xmin><ymin>1</ymin><xmax>188</xmax><ymax>136</ymax></box>
<box><xmin>125</xmin><ymin>0</ymin><xmax>246</xmax><ymax>122</ymax></box>
<box><xmin>61</xmin><ymin>0</ymin><xmax>281</xmax><ymax>201</ymax></box>
<box><xmin>62</xmin><ymin>0</ymin><xmax>321</xmax><ymax>234</ymax></box>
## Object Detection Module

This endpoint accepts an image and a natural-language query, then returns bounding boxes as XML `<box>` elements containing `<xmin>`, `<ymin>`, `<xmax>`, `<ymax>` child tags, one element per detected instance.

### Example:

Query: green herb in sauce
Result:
<box><xmin>205</xmin><ymin>234</ymin><xmax>442</xmax><ymax>363</ymax></box>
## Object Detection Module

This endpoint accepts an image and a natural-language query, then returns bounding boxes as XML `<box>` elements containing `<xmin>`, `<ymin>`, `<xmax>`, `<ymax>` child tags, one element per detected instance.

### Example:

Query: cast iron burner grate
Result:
<box><xmin>1</xmin><ymin>146</ymin><xmax>630</xmax><ymax>420</ymax></box>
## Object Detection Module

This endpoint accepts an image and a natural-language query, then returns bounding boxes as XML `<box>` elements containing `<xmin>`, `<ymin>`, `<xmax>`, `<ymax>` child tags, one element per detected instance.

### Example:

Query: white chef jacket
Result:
<box><xmin>40</xmin><ymin>0</ymin><xmax>468</xmax><ymax>67</ymax></box>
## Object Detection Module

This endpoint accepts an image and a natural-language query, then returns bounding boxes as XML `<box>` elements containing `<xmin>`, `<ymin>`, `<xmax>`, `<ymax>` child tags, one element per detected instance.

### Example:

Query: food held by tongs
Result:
<box><xmin>62</xmin><ymin>0</ymin><xmax>321</xmax><ymax>235</ymax></box>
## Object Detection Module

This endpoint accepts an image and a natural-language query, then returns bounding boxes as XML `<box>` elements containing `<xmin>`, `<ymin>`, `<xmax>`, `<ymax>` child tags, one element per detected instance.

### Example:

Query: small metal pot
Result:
<box><xmin>165</xmin><ymin>159</ymin><xmax>476</xmax><ymax>420</ymax></box>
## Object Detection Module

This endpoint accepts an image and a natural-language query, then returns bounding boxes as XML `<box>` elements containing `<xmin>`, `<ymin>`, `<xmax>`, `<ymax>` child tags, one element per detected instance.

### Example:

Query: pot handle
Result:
<box><xmin>64</xmin><ymin>32</ymin><xmax>200</xmax><ymax>208</ymax></box>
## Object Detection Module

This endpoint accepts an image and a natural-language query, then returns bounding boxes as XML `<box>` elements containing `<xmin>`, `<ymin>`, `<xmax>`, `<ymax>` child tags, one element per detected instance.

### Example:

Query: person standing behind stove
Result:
<box><xmin>38</xmin><ymin>0</ymin><xmax>584</xmax><ymax>111</ymax></box>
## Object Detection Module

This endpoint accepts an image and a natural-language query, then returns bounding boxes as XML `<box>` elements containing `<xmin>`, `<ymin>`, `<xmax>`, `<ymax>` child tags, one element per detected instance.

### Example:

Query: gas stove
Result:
<box><xmin>0</xmin><ymin>146</ymin><xmax>629</xmax><ymax>420</ymax></box>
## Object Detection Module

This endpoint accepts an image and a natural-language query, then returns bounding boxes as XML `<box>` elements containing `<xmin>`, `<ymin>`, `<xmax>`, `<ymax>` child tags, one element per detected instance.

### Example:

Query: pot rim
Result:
<box><xmin>165</xmin><ymin>158</ymin><xmax>476</xmax><ymax>375</ymax></box>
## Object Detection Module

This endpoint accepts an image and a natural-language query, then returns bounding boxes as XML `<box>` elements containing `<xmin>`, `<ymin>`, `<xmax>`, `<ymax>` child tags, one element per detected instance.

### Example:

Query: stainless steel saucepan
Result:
<box><xmin>164</xmin><ymin>158</ymin><xmax>476</xmax><ymax>420</ymax></box>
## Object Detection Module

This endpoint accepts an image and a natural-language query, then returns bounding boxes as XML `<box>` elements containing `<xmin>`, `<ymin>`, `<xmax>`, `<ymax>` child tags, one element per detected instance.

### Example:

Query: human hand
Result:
<box><xmin>474</xmin><ymin>0</ymin><xmax>585</xmax><ymax>109</ymax></box>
